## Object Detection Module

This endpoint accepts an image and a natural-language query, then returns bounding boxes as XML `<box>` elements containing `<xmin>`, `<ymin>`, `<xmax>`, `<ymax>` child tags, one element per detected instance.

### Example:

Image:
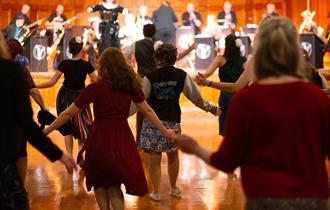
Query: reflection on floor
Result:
<box><xmin>27</xmin><ymin>106</ymin><xmax>246</xmax><ymax>210</ymax></box>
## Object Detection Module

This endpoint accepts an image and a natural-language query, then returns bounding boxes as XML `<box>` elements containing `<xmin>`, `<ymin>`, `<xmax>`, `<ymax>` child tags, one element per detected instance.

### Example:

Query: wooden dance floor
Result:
<box><xmin>26</xmin><ymin>105</ymin><xmax>245</xmax><ymax>210</ymax></box>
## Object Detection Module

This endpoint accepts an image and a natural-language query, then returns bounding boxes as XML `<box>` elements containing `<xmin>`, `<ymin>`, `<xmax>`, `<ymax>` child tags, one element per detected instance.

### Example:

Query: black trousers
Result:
<box><xmin>155</xmin><ymin>27</ymin><xmax>176</xmax><ymax>46</ymax></box>
<box><xmin>0</xmin><ymin>162</ymin><xmax>28</xmax><ymax>210</ymax></box>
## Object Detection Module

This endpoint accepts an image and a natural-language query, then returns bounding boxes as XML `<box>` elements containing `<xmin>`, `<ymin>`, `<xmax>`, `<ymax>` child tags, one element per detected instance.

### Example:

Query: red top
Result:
<box><xmin>210</xmin><ymin>81</ymin><xmax>330</xmax><ymax>198</ymax></box>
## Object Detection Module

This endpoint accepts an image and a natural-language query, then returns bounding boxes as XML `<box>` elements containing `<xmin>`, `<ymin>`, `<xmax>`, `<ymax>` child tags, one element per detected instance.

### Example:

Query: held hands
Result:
<box><xmin>214</xmin><ymin>107</ymin><xmax>222</xmax><ymax>117</ymax></box>
<box><xmin>195</xmin><ymin>72</ymin><xmax>209</xmax><ymax>86</ymax></box>
<box><xmin>173</xmin><ymin>134</ymin><xmax>199</xmax><ymax>154</ymax></box>
<box><xmin>59</xmin><ymin>153</ymin><xmax>77</xmax><ymax>174</ymax></box>
<box><xmin>165</xmin><ymin>129</ymin><xmax>177</xmax><ymax>140</ymax></box>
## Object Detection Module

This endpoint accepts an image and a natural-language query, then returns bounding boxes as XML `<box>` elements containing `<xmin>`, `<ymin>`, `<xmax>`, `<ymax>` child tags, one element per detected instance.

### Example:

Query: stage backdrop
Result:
<box><xmin>0</xmin><ymin>0</ymin><xmax>329</xmax><ymax>35</ymax></box>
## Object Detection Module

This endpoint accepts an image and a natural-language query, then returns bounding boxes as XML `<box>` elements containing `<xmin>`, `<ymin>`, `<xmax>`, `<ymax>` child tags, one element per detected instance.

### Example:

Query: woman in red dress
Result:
<box><xmin>44</xmin><ymin>47</ymin><xmax>174</xmax><ymax>210</ymax></box>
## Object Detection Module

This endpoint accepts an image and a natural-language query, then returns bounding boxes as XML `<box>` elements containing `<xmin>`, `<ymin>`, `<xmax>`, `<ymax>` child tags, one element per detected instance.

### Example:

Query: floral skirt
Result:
<box><xmin>138</xmin><ymin>120</ymin><xmax>180</xmax><ymax>153</ymax></box>
<box><xmin>245</xmin><ymin>198</ymin><xmax>328</xmax><ymax>210</ymax></box>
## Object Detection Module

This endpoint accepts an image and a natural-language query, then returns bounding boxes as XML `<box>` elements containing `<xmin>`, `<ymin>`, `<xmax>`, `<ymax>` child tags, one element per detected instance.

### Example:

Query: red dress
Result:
<box><xmin>74</xmin><ymin>79</ymin><xmax>148</xmax><ymax>195</ymax></box>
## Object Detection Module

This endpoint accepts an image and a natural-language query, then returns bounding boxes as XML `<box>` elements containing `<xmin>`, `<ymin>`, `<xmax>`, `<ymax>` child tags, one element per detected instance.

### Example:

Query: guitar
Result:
<box><xmin>46</xmin><ymin>13</ymin><xmax>83</xmax><ymax>60</ymax></box>
<box><xmin>18</xmin><ymin>18</ymin><xmax>45</xmax><ymax>45</ymax></box>
<box><xmin>46</xmin><ymin>13</ymin><xmax>83</xmax><ymax>30</ymax></box>
<box><xmin>299</xmin><ymin>11</ymin><xmax>316</xmax><ymax>33</ymax></box>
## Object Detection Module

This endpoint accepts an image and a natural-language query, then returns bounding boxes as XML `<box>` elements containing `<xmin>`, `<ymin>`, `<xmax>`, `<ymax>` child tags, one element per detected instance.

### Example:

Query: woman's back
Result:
<box><xmin>219</xmin><ymin>56</ymin><xmax>246</xmax><ymax>83</ymax></box>
<box><xmin>214</xmin><ymin>81</ymin><xmax>330</xmax><ymax>198</ymax></box>
<box><xmin>58</xmin><ymin>59</ymin><xmax>94</xmax><ymax>90</ymax></box>
<box><xmin>76</xmin><ymin>79</ymin><xmax>143</xmax><ymax>121</ymax></box>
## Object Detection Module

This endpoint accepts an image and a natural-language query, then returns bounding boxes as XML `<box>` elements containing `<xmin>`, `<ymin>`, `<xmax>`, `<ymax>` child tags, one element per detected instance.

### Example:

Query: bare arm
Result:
<box><xmin>129</xmin><ymin>77</ymin><xmax>151</xmax><ymax>116</ymax></box>
<box><xmin>135</xmin><ymin>100</ymin><xmax>173</xmax><ymax>139</ymax></box>
<box><xmin>183</xmin><ymin>74</ymin><xmax>219</xmax><ymax>115</ymax></box>
<box><xmin>209</xmin><ymin>68</ymin><xmax>251</xmax><ymax>92</ymax></box>
<box><xmin>43</xmin><ymin>103</ymin><xmax>81</xmax><ymax>135</ymax></box>
<box><xmin>177</xmin><ymin>43</ymin><xmax>196</xmax><ymax>61</ymax></box>
<box><xmin>37</xmin><ymin>70</ymin><xmax>62</xmax><ymax>89</ymax></box>
<box><xmin>200</xmin><ymin>55</ymin><xmax>223</xmax><ymax>78</ymax></box>
<box><xmin>29</xmin><ymin>88</ymin><xmax>46</xmax><ymax>109</ymax></box>
<box><xmin>319</xmin><ymin>72</ymin><xmax>329</xmax><ymax>89</ymax></box>
<box><xmin>173</xmin><ymin>134</ymin><xmax>212</xmax><ymax>164</ymax></box>
<box><xmin>89</xmin><ymin>71</ymin><xmax>98</xmax><ymax>83</ymax></box>
<box><xmin>197</xmin><ymin>57</ymin><xmax>252</xmax><ymax>92</ymax></box>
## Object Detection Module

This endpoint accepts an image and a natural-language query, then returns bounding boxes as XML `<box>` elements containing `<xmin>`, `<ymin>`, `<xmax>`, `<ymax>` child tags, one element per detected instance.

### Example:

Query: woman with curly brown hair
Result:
<box><xmin>43</xmin><ymin>47</ymin><xmax>174</xmax><ymax>210</ymax></box>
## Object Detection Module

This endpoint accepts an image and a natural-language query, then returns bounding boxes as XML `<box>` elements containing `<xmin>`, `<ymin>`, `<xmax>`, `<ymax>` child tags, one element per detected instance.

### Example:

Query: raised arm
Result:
<box><xmin>183</xmin><ymin>74</ymin><xmax>219</xmax><ymax>115</ymax></box>
<box><xmin>199</xmin><ymin>55</ymin><xmax>223</xmax><ymax>78</ymax></box>
<box><xmin>196</xmin><ymin>57</ymin><xmax>252</xmax><ymax>92</ymax></box>
<box><xmin>177</xmin><ymin>43</ymin><xmax>196</xmax><ymax>61</ymax></box>
<box><xmin>129</xmin><ymin>77</ymin><xmax>151</xmax><ymax>116</ymax></box>
<box><xmin>87</xmin><ymin>4</ymin><xmax>101</xmax><ymax>13</ymax></box>
<box><xmin>36</xmin><ymin>70</ymin><xmax>62</xmax><ymax>88</ymax></box>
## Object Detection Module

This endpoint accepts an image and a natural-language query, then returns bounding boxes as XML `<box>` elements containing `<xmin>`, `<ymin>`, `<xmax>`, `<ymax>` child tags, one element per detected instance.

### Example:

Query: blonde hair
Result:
<box><xmin>0</xmin><ymin>32</ymin><xmax>11</xmax><ymax>60</ymax></box>
<box><xmin>253</xmin><ymin>17</ymin><xmax>303</xmax><ymax>80</ymax></box>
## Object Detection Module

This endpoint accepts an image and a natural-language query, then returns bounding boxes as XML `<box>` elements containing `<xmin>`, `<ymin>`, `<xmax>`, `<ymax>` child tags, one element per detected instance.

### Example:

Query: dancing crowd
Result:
<box><xmin>0</xmin><ymin>15</ymin><xmax>330</xmax><ymax>210</ymax></box>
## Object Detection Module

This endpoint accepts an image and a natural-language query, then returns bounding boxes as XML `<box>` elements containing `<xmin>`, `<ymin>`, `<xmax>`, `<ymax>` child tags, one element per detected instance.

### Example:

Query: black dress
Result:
<box><xmin>218</xmin><ymin>56</ymin><xmax>246</xmax><ymax>135</ymax></box>
<box><xmin>56</xmin><ymin>59</ymin><xmax>94</xmax><ymax>139</ymax></box>
<box><xmin>90</xmin><ymin>3</ymin><xmax>124</xmax><ymax>53</ymax></box>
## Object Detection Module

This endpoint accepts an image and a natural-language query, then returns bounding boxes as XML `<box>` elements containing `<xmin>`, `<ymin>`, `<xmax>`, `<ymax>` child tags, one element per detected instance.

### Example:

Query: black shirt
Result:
<box><xmin>181</xmin><ymin>11</ymin><xmax>202</xmax><ymax>34</ymax></box>
<box><xmin>58</xmin><ymin>59</ymin><xmax>94</xmax><ymax>90</ymax></box>
<box><xmin>152</xmin><ymin>5</ymin><xmax>178</xmax><ymax>30</ymax></box>
<box><xmin>218</xmin><ymin>11</ymin><xmax>238</xmax><ymax>25</ymax></box>
<box><xmin>10</xmin><ymin>12</ymin><xmax>30</xmax><ymax>26</ymax></box>
<box><xmin>147</xmin><ymin>66</ymin><xmax>187</xmax><ymax>123</ymax></box>
<box><xmin>47</xmin><ymin>13</ymin><xmax>67</xmax><ymax>22</ymax></box>
<box><xmin>2</xmin><ymin>24</ymin><xmax>28</xmax><ymax>41</ymax></box>
<box><xmin>135</xmin><ymin>38</ymin><xmax>156</xmax><ymax>77</ymax></box>
<box><xmin>0</xmin><ymin>58</ymin><xmax>62</xmax><ymax>163</ymax></box>
<box><xmin>91</xmin><ymin>4</ymin><xmax>124</xmax><ymax>23</ymax></box>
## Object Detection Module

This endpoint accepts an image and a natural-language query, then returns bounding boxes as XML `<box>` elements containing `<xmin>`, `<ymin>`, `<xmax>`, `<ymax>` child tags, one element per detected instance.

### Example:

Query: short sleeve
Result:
<box><xmin>57</xmin><ymin>60</ymin><xmax>66</xmax><ymax>73</ymax></box>
<box><xmin>24</xmin><ymin>68</ymin><xmax>36</xmax><ymax>89</ymax></box>
<box><xmin>75</xmin><ymin>84</ymin><xmax>96</xmax><ymax>109</ymax></box>
<box><xmin>47</xmin><ymin>14</ymin><xmax>52</xmax><ymax>22</ymax></box>
<box><xmin>131</xmin><ymin>89</ymin><xmax>145</xmax><ymax>103</ymax></box>
<box><xmin>92</xmin><ymin>4</ymin><xmax>102</xmax><ymax>12</ymax></box>
<box><xmin>117</xmin><ymin>6</ymin><xmax>124</xmax><ymax>13</ymax></box>
<box><xmin>85</xmin><ymin>61</ymin><xmax>94</xmax><ymax>74</ymax></box>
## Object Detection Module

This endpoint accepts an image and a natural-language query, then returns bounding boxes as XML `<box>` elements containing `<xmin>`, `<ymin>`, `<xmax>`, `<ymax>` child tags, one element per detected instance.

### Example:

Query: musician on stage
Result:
<box><xmin>326</xmin><ymin>12</ymin><xmax>330</xmax><ymax>52</ymax></box>
<box><xmin>262</xmin><ymin>3</ymin><xmax>278</xmax><ymax>19</ymax></box>
<box><xmin>46</xmin><ymin>4</ymin><xmax>67</xmax><ymax>26</ymax></box>
<box><xmin>9</xmin><ymin>4</ymin><xmax>31</xmax><ymax>26</ymax></box>
<box><xmin>152</xmin><ymin>1</ymin><xmax>178</xmax><ymax>45</ymax></box>
<box><xmin>2</xmin><ymin>14</ymin><xmax>27</xmax><ymax>41</ymax></box>
<box><xmin>182</xmin><ymin>3</ymin><xmax>202</xmax><ymax>35</ymax></box>
<box><xmin>87</xmin><ymin>0</ymin><xmax>128</xmax><ymax>53</ymax></box>
<box><xmin>299</xmin><ymin>10</ymin><xmax>318</xmax><ymax>34</ymax></box>
<box><xmin>136</xmin><ymin>5</ymin><xmax>152</xmax><ymax>40</ymax></box>
<box><xmin>45</xmin><ymin>5</ymin><xmax>67</xmax><ymax>47</ymax></box>
<box><xmin>217</xmin><ymin>1</ymin><xmax>237</xmax><ymax>31</ymax></box>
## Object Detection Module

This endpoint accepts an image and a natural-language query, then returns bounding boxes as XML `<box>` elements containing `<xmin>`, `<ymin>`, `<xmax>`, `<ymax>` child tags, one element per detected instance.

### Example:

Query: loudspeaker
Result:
<box><xmin>24</xmin><ymin>36</ymin><xmax>48</xmax><ymax>72</ymax></box>
<box><xmin>300</xmin><ymin>32</ymin><xmax>325</xmax><ymax>68</ymax></box>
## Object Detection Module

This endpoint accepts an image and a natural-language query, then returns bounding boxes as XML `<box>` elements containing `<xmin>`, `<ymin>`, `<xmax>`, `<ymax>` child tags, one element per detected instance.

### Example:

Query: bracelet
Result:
<box><xmin>207</xmin><ymin>80</ymin><xmax>213</xmax><ymax>87</ymax></box>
